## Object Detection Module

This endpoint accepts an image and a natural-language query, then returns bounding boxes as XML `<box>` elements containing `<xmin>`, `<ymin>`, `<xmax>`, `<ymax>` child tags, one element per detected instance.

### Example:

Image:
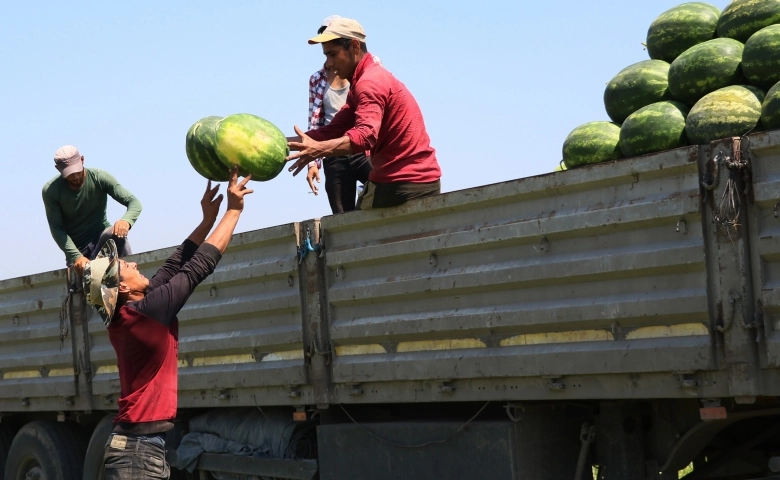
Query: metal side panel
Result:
<box><xmin>321</xmin><ymin>146</ymin><xmax>714</xmax><ymax>400</ymax></box>
<box><xmin>0</xmin><ymin>269</ymin><xmax>82</xmax><ymax>411</ymax></box>
<box><xmin>746</xmin><ymin>130</ymin><xmax>780</xmax><ymax>367</ymax></box>
<box><xmin>90</xmin><ymin>224</ymin><xmax>312</xmax><ymax>409</ymax></box>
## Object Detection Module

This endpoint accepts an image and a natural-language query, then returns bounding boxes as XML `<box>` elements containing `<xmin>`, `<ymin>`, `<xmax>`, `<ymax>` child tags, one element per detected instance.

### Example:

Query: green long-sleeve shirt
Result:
<box><xmin>42</xmin><ymin>168</ymin><xmax>143</xmax><ymax>264</ymax></box>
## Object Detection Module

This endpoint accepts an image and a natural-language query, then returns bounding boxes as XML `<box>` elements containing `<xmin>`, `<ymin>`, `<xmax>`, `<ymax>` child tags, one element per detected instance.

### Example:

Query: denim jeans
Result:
<box><xmin>104</xmin><ymin>433</ymin><xmax>169</xmax><ymax>479</ymax></box>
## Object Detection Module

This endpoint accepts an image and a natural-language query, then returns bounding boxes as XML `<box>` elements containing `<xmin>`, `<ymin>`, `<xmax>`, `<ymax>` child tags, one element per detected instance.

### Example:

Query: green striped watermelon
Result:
<box><xmin>668</xmin><ymin>38</ymin><xmax>746</xmax><ymax>105</ymax></box>
<box><xmin>619</xmin><ymin>101</ymin><xmax>690</xmax><ymax>157</ymax></box>
<box><xmin>717</xmin><ymin>0</ymin><xmax>780</xmax><ymax>43</ymax></box>
<box><xmin>604</xmin><ymin>60</ymin><xmax>672</xmax><ymax>124</ymax></box>
<box><xmin>214</xmin><ymin>114</ymin><xmax>288</xmax><ymax>182</ymax></box>
<box><xmin>186</xmin><ymin>116</ymin><xmax>230</xmax><ymax>182</ymax></box>
<box><xmin>763</xmin><ymin>81</ymin><xmax>780</xmax><ymax>129</ymax></box>
<box><xmin>646</xmin><ymin>3</ymin><xmax>721</xmax><ymax>62</ymax></box>
<box><xmin>562</xmin><ymin>122</ymin><xmax>623</xmax><ymax>168</ymax></box>
<box><xmin>742</xmin><ymin>25</ymin><xmax>780</xmax><ymax>89</ymax></box>
<box><xmin>686</xmin><ymin>85</ymin><xmax>765</xmax><ymax>144</ymax></box>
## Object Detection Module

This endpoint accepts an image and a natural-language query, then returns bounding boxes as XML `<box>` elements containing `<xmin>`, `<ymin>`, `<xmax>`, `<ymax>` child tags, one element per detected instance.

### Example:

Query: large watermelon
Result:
<box><xmin>668</xmin><ymin>38</ymin><xmax>746</xmax><ymax>105</ymax></box>
<box><xmin>646</xmin><ymin>3</ymin><xmax>721</xmax><ymax>62</ymax></box>
<box><xmin>562</xmin><ymin>122</ymin><xmax>623</xmax><ymax>168</ymax></box>
<box><xmin>604</xmin><ymin>60</ymin><xmax>672</xmax><ymax>123</ymax></box>
<box><xmin>686</xmin><ymin>85</ymin><xmax>765</xmax><ymax>144</ymax></box>
<box><xmin>742</xmin><ymin>25</ymin><xmax>780</xmax><ymax>89</ymax></box>
<box><xmin>717</xmin><ymin>0</ymin><xmax>780</xmax><ymax>43</ymax></box>
<box><xmin>619</xmin><ymin>101</ymin><xmax>690</xmax><ymax>157</ymax></box>
<box><xmin>763</xmin><ymin>81</ymin><xmax>780</xmax><ymax>129</ymax></box>
<box><xmin>214</xmin><ymin>114</ymin><xmax>289</xmax><ymax>182</ymax></box>
<box><xmin>186</xmin><ymin>116</ymin><xmax>230</xmax><ymax>182</ymax></box>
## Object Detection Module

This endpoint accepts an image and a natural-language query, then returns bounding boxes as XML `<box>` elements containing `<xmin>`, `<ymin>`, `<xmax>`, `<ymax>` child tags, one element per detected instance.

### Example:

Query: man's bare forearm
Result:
<box><xmin>317</xmin><ymin>136</ymin><xmax>353</xmax><ymax>158</ymax></box>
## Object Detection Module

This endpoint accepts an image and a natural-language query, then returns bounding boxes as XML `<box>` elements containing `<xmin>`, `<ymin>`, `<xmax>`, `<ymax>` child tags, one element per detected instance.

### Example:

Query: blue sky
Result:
<box><xmin>1</xmin><ymin>0</ymin><xmax>731</xmax><ymax>280</ymax></box>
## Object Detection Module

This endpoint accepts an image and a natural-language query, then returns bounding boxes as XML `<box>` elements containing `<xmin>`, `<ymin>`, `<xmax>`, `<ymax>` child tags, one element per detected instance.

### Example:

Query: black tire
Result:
<box><xmin>0</xmin><ymin>425</ymin><xmax>16</xmax><ymax>476</ymax></box>
<box><xmin>4</xmin><ymin>420</ymin><xmax>88</xmax><ymax>480</ymax></box>
<box><xmin>82</xmin><ymin>414</ymin><xmax>114</xmax><ymax>480</ymax></box>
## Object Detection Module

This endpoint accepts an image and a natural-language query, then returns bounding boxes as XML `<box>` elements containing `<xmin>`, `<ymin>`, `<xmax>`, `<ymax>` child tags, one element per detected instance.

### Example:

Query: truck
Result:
<box><xmin>2</xmin><ymin>131</ymin><xmax>780</xmax><ymax>480</ymax></box>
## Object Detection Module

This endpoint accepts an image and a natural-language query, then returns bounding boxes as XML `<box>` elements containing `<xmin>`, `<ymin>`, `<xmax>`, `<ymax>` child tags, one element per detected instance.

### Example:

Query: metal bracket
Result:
<box><xmin>676</xmin><ymin>219</ymin><xmax>687</xmax><ymax>234</ymax></box>
<box><xmin>504</xmin><ymin>402</ymin><xmax>525</xmax><ymax>422</ymax></box>
<box><xmin>429</xmin><ymin>252</ymin><xmax>438</xmax><ymax>267</ymax></box>
<box><xmin>539</xmin><ymin>237</ymin><xmax>550</xmax><ymax>253</ymax></box>
<box><xmin>349</xmin><ymin>384</ymin><xmax>364</xmax><ymax>396</ymax></box>
<box><xmin>218</xmin><ymin>390</ymin><xmax>230</xmax><ymax>400</ymax></box>
<box><xmin>289</xmin><ymin>388</ymin><xmax>302</xmax><ymax>398</ymax></box>
<box><xmin>544</xmin><ymin>376</ymin><xmax>565</xmax><ymax>391</ymax></box>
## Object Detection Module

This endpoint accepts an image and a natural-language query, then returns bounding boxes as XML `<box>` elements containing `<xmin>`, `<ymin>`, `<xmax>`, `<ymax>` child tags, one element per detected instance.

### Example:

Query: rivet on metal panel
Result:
<box><xmin>20</xmin><ymin>398</ymin><xmax>29</xmax><ymax>407</ymax></box>
<box><xmin>350</xmin><ymin>384</ymin><xmax>364</xmax><ymax>396</ymax></box>
<box><xmin>209</xmin><ymin>286</ymin><xmax>218</xmax><ymax>298</ymax></box>
<box><xmin>289</xmin><ymin>388</ymin><xmax>302</xmax><ymax>398</ymax></box>
<box><xmin>440</xmin><ymin>381</ymin><xmax>456</xmax><ymax>394</ymax></box>
<box><xmin>218</xmin><ymin>390</ymin><xmax>230</xmax><ymax>400</ymax></box>
<box><xmin>335</xmin><ymin>266</ymin><xmax>345</xmax><ymax>278</ymax></box>
<box><xmin>676</xmin><ymin>219</ymin><xmax>687</xmax><ymax>234</ymax></box>
<box><xmin>539</xmin><ymin>237</ymin><xmax>550</xmax><ymax>253</ymax></box>
<box><xmin>429</xmin><ymin>252</ymin><xmax>438</xmax><ymax>267</ymax></box>
<box><xmin>287</xmin><ymin>275</ymin><xmax>294</xmax><ymax>287</ymax></box>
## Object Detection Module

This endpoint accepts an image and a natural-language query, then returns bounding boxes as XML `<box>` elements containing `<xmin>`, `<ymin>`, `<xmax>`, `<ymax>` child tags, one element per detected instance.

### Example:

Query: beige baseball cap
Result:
<box><xmin>54</xmin><ymin>145</ymin><xmax>84</xmax><ymax>178</ymax></box>
<box><xmin>308</xmin><ymin>17</ymin><xmax>366</xmax><ymax>44</ymax></box>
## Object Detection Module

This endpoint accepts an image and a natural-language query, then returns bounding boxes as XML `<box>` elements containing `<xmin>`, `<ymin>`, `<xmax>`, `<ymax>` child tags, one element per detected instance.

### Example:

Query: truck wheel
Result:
<box><xmin>4</xmin><ymin>420</ymin><xmax>88</xmax><ymax>480</ymax></box>
<box><xmin>82</xmin><ymin>414</ymin><xmax>114</xmax><ymax>480</ymax></box>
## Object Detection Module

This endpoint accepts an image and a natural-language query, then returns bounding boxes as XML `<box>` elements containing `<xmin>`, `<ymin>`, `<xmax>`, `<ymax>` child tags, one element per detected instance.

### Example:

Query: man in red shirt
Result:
<box><xmin>83</xmin><ymin>168</ymin><xmax>253</xmax><ymax>479</ymax></box>
<box><xmin>287</xmin><ymin>17</ymin><xmax>442</xmax><ymax>210</ymax></box>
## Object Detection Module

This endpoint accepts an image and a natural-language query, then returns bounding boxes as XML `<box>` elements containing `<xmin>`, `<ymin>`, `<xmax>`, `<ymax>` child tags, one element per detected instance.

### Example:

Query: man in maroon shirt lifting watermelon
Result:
<box><xmin>82</xmin><ymin>167</ymin><xmax>253</xmax><ymax>479</ymax></box>
<box><xmin>286</xmin><ymin>17</ymin><xmax>442</xmax><ymax>210</ymax></box>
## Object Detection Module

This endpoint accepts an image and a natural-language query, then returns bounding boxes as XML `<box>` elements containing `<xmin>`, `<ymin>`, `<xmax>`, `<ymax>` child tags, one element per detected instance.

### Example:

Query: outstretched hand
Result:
<box><xmin>227</xmin><ymin>166</ymin><xmax>253</xmax><ymax>211</ymax></box>
<box><xmin>201</xmin><ymin>180</ymin><xmax>223</xmax><ymax>223</ymax></box>
<box><xmin>287</xmin><ymin>125</ymin><xmax>325</xmax><ymax>176</ymax></box>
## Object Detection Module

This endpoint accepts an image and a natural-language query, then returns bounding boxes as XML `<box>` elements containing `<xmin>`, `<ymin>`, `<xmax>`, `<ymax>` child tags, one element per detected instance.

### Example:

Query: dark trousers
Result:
<box><xmin>356</xmin><ymin>179</ymin><xmax>441</xmax><ymax>210</ymax></box>
<box><xmin>323</xmin><ymin>153</ymin><xmax>373</xmax><ymax>214</ymax></box>
<box><xmin>104</xmin><ymin>433</ymin><xmax>169</xmax><ymax>479</ymax></box>
<box><xmin>79</xmin><ymin>226</ymin><xmax>133</xmax><ymax>262</ymax></box>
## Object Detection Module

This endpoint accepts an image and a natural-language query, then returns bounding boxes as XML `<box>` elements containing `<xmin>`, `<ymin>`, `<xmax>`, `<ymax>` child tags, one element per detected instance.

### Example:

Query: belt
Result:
<box><xmin>108</xmin><ymin>432</ymin><xmax>166</xmax><ymax>448</ymax></box>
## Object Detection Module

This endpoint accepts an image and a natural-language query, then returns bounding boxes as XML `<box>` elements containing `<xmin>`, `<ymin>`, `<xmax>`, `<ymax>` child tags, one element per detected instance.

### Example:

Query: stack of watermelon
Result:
<box><xmin>562</xmin><ymin>0</ymin><xmax>780</xmax><ymax>169</ymax></box>
<box><xmin>186</xmin><ymin>114</ymin><xmax>289</xmax><ymax>182</ymax></box>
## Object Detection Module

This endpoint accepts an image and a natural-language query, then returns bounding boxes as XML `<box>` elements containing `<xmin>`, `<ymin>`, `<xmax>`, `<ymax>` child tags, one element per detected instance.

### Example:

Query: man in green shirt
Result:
<box><xmin>42</xmin><ymin>145</ymin><xmax>143</xmax><ymax>275</ymax></box>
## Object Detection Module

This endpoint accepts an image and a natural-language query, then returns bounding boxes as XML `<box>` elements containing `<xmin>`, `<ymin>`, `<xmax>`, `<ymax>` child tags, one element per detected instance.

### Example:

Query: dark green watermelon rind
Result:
<box><xmin>763</xmin><ymin>81</ymin><xmax>780</xmax><ymax>130</ymax></box>
<box><xmin>742</xmin><ymin>25</ymin><xmax>780</xmax><ymax>90</ymax></box>
<box><xmin>619</xmin><ymin>101</ymin><xmax>690</xmax><ymax>157</ymax></box>
<box><xmin>646</xmin><ymin>2</ymin><xmax>721</xmax><ymax>63</ymax></box>
<box><xmin>604</xmin><ymin>60</ymin><xmax>672</xmax><ymax>124</ymax></box>
<box><xmin>214</xmin><ymin>113</ymin><xmax>288</xmax><ymax>182</ymax></box>
<box><xmin>186</xmin><ymin>116</ymin><xmax>231</xmax><ymax>182</ymax></box>
<box><xmin>686</xmin><ymin>85</ymin><xmax>765</xmax><ymax>144</ymax></box>
<box><xmin>716</xmin><ymin>0</ymin><xmax>780</xmax><ymax>43</ymax></box>
<box><xmin>562</xmin><ymin>122</ymin><xmax>623</xmax><ymax>169</ymax></box>
<box><xmin>668</xmin><ymin>38</ymin><xmax>746</xmax><ymax>106</ymax></box>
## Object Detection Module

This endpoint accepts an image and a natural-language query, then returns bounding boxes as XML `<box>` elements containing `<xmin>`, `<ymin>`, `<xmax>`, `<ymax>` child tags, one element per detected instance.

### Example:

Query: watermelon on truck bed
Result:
<box><xmin>646</xmin><ymin>2</ymin><xmax>721</xmax><ymax>63</ymax></box>
<box><xmin>668</xmin><ymin>38</ymin><xmax>746</xmax><ymax>105</ymax></box>
<box><xmin>619</xmin><ymin>101</ymin><xmax>690</xmax><ymax>157</ymax></box>
<box><xmin>742</xmin><ymin>24</ymin><xmax>780</xmax><ymax>90</ymax></box>
<box><xmin>717</xmin><ymin>0</ymin><xmax>780</xmax><ymax>43</ymax></box>
<box><xmin>562</xmin><ymin>121</ymin><xmax>623</xmax><ymax>168</ymax></box>
<box><xmin>604</xmin><ymin>60</ymin><xmax>672</xmax><ymax>124</ymax></box>
<box><xmin>686</xmin><ymin>85</ymin><xmax>765</xmax><ymax>144</ymax></box>
<box><xmin>763</xmin><ymin>81</ymin><xmax>780</xmax><ymax>130</ymax></box>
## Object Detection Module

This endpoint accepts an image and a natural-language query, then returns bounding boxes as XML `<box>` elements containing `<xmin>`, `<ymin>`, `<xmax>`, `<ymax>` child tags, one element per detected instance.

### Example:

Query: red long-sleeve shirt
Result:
<box><xmin>306</xmin><ymin>53</ymin><xmax>441</xmax><ymax>184</ymax></box>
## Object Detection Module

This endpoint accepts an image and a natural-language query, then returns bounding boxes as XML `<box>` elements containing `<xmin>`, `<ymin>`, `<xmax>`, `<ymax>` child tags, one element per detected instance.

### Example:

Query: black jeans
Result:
<box><xmin>104</xmin><ymin>433</ymin><xmax>170</xmax><ymax>479</ymax></box>
<box><xmin>356</xmin><ymin>179</ymin><xmax>441</xmax><ymax>210</ymax></box>
<box><xmin>323</xmin><ymin>153</ymin><xmax>373</xmax><ymax>214</ymax></box>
